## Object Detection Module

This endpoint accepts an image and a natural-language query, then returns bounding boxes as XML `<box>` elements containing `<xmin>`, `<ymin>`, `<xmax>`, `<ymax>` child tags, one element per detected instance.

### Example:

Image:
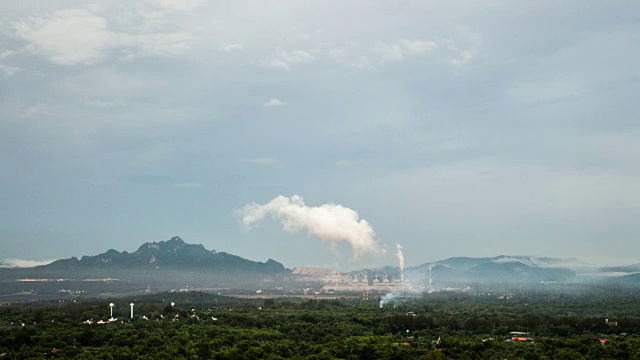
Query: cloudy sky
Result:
<box><xmin>1</xmin><ymin>0</ymin><xmax>639</xmax><ymax>270</ymax></box>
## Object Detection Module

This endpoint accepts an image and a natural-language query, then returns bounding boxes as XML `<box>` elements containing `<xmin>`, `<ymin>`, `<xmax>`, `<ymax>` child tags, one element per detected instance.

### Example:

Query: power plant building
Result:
<box><xmin>322</xmin><ymin>272</ymin><xmax>411</xmax><ymax>292</ymax></box>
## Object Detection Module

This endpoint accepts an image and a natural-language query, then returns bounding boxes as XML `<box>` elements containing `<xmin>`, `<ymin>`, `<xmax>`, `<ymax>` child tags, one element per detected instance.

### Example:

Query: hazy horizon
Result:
<box><xmin>1</xmin><ymin>1</ymin><xmax>639</xmax><ymax>270</ymax></box>
<box><xmin>0</xmin><ymin>235</ymin><xmax>632</xmax><ymax>271</ymax></box>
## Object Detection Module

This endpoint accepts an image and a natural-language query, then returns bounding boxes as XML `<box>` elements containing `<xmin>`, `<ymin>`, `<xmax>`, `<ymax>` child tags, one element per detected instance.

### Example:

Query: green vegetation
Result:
<box><xmin>1</xmin><ymin>291</ymin><xmax>640</xmax><ymax>359</ymax></box>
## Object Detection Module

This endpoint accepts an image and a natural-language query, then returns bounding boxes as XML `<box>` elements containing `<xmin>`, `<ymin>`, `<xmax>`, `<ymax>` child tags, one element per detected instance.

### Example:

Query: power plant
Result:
<box><xmin>294</xmin><ymin>243</ymin><xmax>413</xmax><ymax>293</ymax></box>
<box><xmin>321</xmin><ymin>271</ymin><xmax>411</xmax><ymax>292</ymax></box>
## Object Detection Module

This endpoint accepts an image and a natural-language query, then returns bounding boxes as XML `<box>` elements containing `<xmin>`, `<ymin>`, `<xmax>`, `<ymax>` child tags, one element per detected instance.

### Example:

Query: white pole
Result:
<box><xmin>130</xmin><ymin>303</ymin><xmax>134</xmax><ymax>319</ymax></box>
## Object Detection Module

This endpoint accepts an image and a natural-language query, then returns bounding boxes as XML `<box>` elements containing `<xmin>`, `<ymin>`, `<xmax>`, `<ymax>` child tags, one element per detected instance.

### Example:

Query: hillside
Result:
<box><xmin>0</xmin><ymin>236</ymin><xmax>291</xmax><ymax>296</ymax></box>
<box><xmin>40</xmin><ymin>236</ymin><xmax>286</xmax><ymax>274</ymax></box>
<box><xmin>406</xmin><ymin>255</ymin><xmax>578</xmax><ymax>284</ymax></box>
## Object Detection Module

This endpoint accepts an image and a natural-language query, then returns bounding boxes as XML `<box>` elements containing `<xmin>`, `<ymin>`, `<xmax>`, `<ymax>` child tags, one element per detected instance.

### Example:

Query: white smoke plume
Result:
<box><xmin>235</xmin><ymin>195</ymin><xmax>382</xmax><ymax>259</ymax></box>
<box><xmin>379</xmin><ymin>289</ymin><xmax>418</xmax><ymax>308</ymax></box>
<box><xmin>379</xmin><ymin>292</ymin><xmax>396</xmax><ymax>308</ymax></box>
<box><xmin>396</xmin><ymin>244</ymin><xmax>404</xmax><ymax>273</ymax></box>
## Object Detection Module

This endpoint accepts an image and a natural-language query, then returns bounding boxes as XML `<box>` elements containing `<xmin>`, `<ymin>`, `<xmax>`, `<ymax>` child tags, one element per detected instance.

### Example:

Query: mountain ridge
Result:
<box><xmin>0</xmin><ymin>236</ymin><xmax>290</xmax><ymax>292</ymax></box>
<box><xmin>2</xmin><ymin>239</ymin><xmax>639</xmax><ymax>290</ymax></box>
<box><xmin>39</xmin><ymin>236</ymin><xmax>285</xmax><ymax>273</ymax></box>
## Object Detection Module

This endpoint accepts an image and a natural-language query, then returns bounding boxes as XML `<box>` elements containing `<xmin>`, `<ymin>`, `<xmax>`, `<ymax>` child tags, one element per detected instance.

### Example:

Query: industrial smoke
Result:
<box><xmin>396</xmin><ymin>244</ymin><xmax>404</xmax><ymax>273</ymax></box>
<box><xmin>396</xmin><ymin>243</ymin><xmax>405</xmax><ymax>282</ymax></box>
<box><xmin>235</xmin><ymin>195</ymin><xmax>382</xmax><ymax>259</ymax></box>
<box><xmin>379</xmin><ymin>289</ymin><xmax>418</xmax><ymax>308</ymax></box>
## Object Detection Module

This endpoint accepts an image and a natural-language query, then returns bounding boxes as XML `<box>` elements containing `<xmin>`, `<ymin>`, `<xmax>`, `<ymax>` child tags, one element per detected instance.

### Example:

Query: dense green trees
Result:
<box><xmin>1</xmin><ymin>292</ymin><xmax>640</xmax><ymax>358</ymax></box>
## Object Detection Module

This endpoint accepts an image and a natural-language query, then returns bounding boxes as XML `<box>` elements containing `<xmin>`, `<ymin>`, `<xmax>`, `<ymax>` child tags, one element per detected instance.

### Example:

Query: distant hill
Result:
<box><xmin>413</xmin><ymin>255</ymin><xmax>588</xmax><ymax>271</ymax></box>
<box><xmin>600</xmin><ymin>264</ymin><xmax>640</xmax><ymax>273</ymax></box>
<box><xmin>605</xmin><ymin>272</ymin><xmax>640</xmax><ymax>288</ymax></box>
<box><xmin>42</xmin><ymin>236</ymin><xmax>286</xmax><ymax>274</ymax></box>
<box><xmin>3</xmin><ymin>240</ymin><xmax>640</xmax><ymax>299</ymax></box>
<box><xmin>465</xmin><ymin>261</ymin><xmax>574</xmax><ymax>283</ymax></box>
<box><xmin>406</xmin><ymin>255</ymin><xmax>578</xmax><ymax>284</ymax></box>
<box><xmin>0</xmin><ymin>236</ymin><xmax>291</xmax><ymax>294</ymax></box>
<box><xmin>414</xmin><ymin>256</ymin><xmax>492</xmax><ymax>271</ymax></box>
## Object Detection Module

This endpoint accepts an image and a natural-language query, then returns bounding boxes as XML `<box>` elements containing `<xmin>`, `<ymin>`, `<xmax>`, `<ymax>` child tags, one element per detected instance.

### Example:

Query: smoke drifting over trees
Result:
<box><xmin>235</xmin><ymin>195</ymin><xmax>382</xmax><ymax>259</ymax></box>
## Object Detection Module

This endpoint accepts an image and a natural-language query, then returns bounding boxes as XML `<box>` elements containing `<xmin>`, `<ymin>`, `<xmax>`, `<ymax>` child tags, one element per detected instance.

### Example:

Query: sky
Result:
<box><xmin>1</xmin><ymin>0</ymin><xmax>639</xmax><ymax>270</ymax></box>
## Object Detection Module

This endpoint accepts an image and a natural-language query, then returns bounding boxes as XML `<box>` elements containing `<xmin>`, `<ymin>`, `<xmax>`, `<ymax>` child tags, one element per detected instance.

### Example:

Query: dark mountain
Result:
<box><xmin>44</xmin><ymin>236</ymin><xmax>286</xmax><ymax>273</ymax></box>
<box><xmin>0</xmin><ymin>237</ymin><xmax>291</xmax><ymax>295</ymax></box>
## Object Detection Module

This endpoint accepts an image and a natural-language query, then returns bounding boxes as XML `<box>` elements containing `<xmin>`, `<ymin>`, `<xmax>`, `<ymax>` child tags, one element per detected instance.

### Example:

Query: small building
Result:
<box><xmin>507</xmin><ymin>332</ymin><xmax>534</xmax><ymax>342</ymax></box>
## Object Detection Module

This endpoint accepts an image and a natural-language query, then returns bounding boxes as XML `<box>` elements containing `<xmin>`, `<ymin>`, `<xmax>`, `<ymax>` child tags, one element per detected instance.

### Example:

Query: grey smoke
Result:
<box><xmin>379</xmin><ymin>289</ymin><xmax>418</xmax><ymax>308</ymax></box>
<box><xmin>235</xmin><ymin>195</ymin><xmax>382</xmax><ymax>259</ymax></box>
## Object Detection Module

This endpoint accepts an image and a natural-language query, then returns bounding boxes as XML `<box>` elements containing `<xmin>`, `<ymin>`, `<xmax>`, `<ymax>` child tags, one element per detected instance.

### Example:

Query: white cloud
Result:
<box><xmin>0</xmin><ymin>64</ymin><xmax>21</xmax><ymax>77</ymax></box>
<box><xmin>0</xmin><ymin>258</ymin><xmax>57</xmax><ymax>268</ymax></box>
<box><xmin>0</xmin><ymin>49</ymin><xmax>17</xmax><ymax>59</ymax></box>
<box><xmin>14</xmin><ymin>9</ymin><xmax>115</xmax><ymax>66</ymax></box>
<box><xmin>263</xmin><ymin>98</ymin><xmax>285</xmax><ymax>107</ymax></box>
<box><xmin>449</xmin><ymin>48</ymin><xmax>477</xmax><ymax>67</ymax></box>
<box><xmin>376</xmin><ymin>39</ymin><xmax>438</xmax><ymax>63</ymax></box>
<box><xmin>267</xmin><ymin>58</ymin><xmax>290</xmax><ymax>70</ymax></box>
<box><xmin>377</xmin><ymin>44</ymin><xmax>405</xmax><ymax>62</ymax></box>
<box><xmin>143</xmin><ymin>0</ymin><xmax>204</xmax><ymax>13</ymax></box>
<box><xmin>12</xmin><ymin>8</ymin><xmax>191</xmax><ymax>66</ymax></box>
<box><xmin>21</xmin><ymin>103</ymin><xmax>50</xmax><ymax>118</ymax></box>
<box><xmin>279</xmin><ymin>49</ymin><xmax>314</xmax><ymax>63</ymax></box>
<box><xmin>400</xmin><ymin>39</ymin><xmax>437</xmax><ymax>54</ymax></box>
<box><xmin>266</xmin><ymin>48</ymin><xmax>314</xmax><ymax>70</ymax></box>
<box><xmin>329</xmin><ymin>49</ymin><xmax>375</xmax><ymax>69</ymax></box>
<box><xmin>446</xmin><ymin>26</ymin><xmax>480</xmax><ymax>67</ymax></box>
<box><xmin>135</xmin><ymin>0</ymin><xmax>205</xmax><ymax>20</ymax></box>
<box><xmin>221</xmin><ymin>43</ymin><xmax>244</xmax><ymax>51</ymax></box>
